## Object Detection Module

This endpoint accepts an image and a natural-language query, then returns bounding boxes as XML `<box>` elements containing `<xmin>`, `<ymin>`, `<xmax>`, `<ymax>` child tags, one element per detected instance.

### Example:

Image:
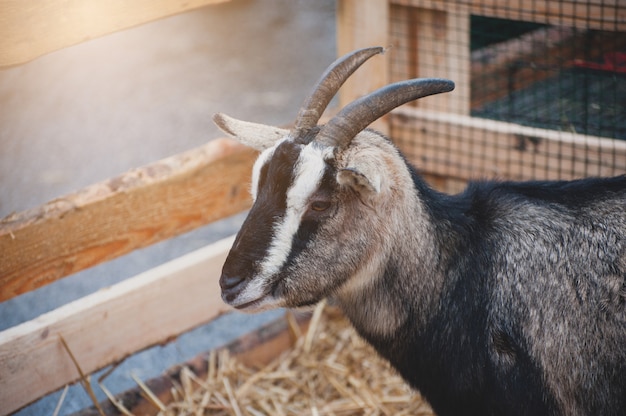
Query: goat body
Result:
<box><xmin>337</xmin><ymin>142</ymin><xmax>626</xmax><ymax>415</ymax></box>
<box><xmin>214</xmin><ymin>47</ymin><xmax>626</xmax><ymax>415</ymax></box>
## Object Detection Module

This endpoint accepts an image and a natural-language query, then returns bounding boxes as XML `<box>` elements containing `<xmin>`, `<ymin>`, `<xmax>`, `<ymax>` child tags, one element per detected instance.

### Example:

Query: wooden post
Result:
<box><xmin>336</xmin><ymin>0</ymin><xmax>389</xmax><ymax>134</ymax></box>
<box><xmin>389</xmin><ymin>2</ymin><xmax>470</xmax><ymax>115</ymax></box>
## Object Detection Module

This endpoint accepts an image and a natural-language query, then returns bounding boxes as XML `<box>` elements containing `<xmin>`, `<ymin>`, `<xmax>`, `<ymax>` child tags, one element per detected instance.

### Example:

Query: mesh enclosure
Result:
<box><xmin>386</xmin><ymin>0</ymin><xmax>626</xmax><ymax>193</ymax></box>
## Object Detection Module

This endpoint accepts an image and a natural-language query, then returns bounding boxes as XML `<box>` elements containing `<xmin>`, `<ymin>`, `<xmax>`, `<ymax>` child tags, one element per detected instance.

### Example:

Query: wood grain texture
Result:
<box><xmin>0</xmin><ymin>0</ymin><xmax>228</xmax><ymax>67</ymax></box>
<box><xmin>389</xmin><ymin>3</ymin><xmax>470</xmax><ymax>115</ymax></box>
<box><xmin>0</xmin><ymin>236</ymin><xmax>234</xmax><ymax>416</ymax></box>
<box><xmin>471</xmin><ymin>28</ymin><xmax>626</xmax><ymax>109</ymax></box>
<box><xmin>78</xmin><ymin>312</ymin><xmax>312</xmax><ymax>416</ymax></box>
<box><xmin>336</xmin><ymin>0</ymin><xmax>389</xmax><ymax>134</ymax></box>
<box><xmin>0</xmin><ymin>138</ymin><xmax>257</xmax><ymax>302</ymax></box>
<box><xmin>391</xmin><ymin>107</ymin><xmax>626</xmax><ymax>182</ymax></box>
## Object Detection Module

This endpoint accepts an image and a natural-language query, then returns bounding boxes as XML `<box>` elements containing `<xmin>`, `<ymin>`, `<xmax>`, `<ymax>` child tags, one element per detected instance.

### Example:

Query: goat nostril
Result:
<box><xmin>220</xmin><ymin>273</ymin><xmax>245</xmax><ymax>291</ymax></box>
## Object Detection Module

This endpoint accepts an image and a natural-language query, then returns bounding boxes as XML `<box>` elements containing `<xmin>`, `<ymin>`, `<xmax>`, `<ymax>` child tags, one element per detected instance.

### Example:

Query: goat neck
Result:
<box><xmin>331</xmin><ymin>131</ymin><xmax>445</xmax><ymax>338</ymax></box>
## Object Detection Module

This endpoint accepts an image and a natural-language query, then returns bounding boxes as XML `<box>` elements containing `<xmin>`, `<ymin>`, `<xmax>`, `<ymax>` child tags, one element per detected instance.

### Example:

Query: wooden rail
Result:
<box><xmin>0</xmin><ymin>137</ymin><xmax>257</xmax><ymax>414</ymax></box>
<box><xmin>0</xmin><ymin>0</ymin><xmax>228</xmax><ymax>68</ymax></box>
<box><xmin>0</xmin><ymin>139</ymin><xmax>256</xmax><ymax>303</ymax></box>
<box><xmin>471</xmin><ymin>28</ymin><xmax>626</xmax><ymax>109</ymax></box>
<box><xmin>391</xmin><ymin>0</ymin><xmax>626</xmax><ymax>32</ymax></box>
<box><xmin>391</xmin><ymin>107</ymin><xmax>626</xmax><ymax>183</ymax></box>
<box><xmin>2</xmin><ymin>1</ymin><xmax>624</xmax><ymax>414</ymax></box>
<box><xmin>0</xmin><ymin>236</ymin><xmax>233</xmax><ymax>415</ymax></box>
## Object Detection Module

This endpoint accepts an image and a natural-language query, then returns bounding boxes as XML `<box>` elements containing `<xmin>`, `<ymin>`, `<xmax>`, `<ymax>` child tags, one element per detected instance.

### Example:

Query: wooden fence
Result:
<box><xmin>2</xmin><ymin>0</ymin><xmax>624</xmax><ymax>414</ymax></box>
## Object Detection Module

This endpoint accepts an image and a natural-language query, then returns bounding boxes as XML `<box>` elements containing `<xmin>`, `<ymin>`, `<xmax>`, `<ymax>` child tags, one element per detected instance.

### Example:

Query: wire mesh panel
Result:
<box><xmin>387</xmin><ymin>0</ymin><xmax>626</xmax><ymax>192</ymax></box>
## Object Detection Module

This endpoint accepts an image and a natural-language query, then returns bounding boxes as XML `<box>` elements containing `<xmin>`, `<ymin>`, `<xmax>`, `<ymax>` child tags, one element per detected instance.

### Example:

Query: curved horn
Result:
<box><xmin>213</xmin><ymin>113</ymin><xmax>290</xmax><ymax>151</ymax></box>
<box><xmin>316</xmin><ymin>78</ymin><xmax>455</xmax><ymax>149</ymax></box>
<box><xmin>293</xmin><ymin>47</ymin><xmax>384</xmax><ymax>140</ymax></box>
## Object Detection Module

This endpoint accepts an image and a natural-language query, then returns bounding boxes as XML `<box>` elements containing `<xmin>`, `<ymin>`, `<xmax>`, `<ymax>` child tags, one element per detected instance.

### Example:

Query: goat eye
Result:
<box><xmin>310</xmin><ymin>200</ymin><xmax>331</xmax><ymax>212</ymax></box>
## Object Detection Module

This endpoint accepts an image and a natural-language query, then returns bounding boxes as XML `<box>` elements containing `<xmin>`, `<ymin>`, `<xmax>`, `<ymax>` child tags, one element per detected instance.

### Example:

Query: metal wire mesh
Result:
<box><xmin>387</xmin><ymin>0</ymin><xmax>626</xmax><ymax>192</ymax></box>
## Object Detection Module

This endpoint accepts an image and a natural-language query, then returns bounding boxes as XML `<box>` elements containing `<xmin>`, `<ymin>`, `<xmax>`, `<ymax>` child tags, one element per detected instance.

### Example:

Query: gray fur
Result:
<box><xmin>214</xmin><ymin>53</ymin><xmax>625</xmax><ymax>414</ymax></box>
<box><xmin>217</xmin><ymin>125</ymin><xmax>626</xmax><ymax>415</ymax></box>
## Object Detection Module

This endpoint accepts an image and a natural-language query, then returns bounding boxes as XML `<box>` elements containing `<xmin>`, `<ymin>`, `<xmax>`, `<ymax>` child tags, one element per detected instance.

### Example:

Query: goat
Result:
<box><xmin>213</xmin><ymin>47</ymin><xmax>626</xmax><ymax>416</ymax></box>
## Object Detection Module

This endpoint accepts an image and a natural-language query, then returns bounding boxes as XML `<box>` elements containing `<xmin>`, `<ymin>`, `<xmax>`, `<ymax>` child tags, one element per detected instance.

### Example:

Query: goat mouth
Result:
<box><xmin>232</xmin><ymin>297</ymin><xmax>264</xmax><ymax>310</ymax></box>
<box><xmin>227</xmin><ymin>291</ymin><xmax>280</xmax><ymax>312</ymax></box>
<box><xmin>222</xmin><ymin>279</ymin><xmax>284</xmax><ymax>312</ymax></box>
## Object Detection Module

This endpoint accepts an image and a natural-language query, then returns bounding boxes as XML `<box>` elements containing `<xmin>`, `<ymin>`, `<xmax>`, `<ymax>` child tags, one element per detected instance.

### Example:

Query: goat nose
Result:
<box><xmin>221</xmin><ymin>273</ymin><xmax>245</xmax><ymax>290</ymax></box>
<box><xmin>220</xmin><ymin>273</ymin><xmax>247</xmax><ymax>303</ymax></box>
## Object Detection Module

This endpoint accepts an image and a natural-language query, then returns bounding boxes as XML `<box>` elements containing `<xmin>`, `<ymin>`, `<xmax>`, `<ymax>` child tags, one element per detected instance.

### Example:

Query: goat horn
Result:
<box><xmin>315</xmin><ymin>78</ymin><xmax>455</xmax><ymax>149</ymax></box>
<box><xmin>293</xmin><ymin>47</ymin><xmax>384</xmax><ymax>141</ymax></box>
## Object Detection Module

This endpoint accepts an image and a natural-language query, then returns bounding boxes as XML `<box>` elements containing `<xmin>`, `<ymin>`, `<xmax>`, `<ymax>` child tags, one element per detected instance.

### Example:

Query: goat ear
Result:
<box><xmin>213</xmin><ymin>113</ymin><xmax>290</xmax><ymax>151</ymax></box>
<box><xmin>337</xmin><ymin>167</ymin><xmax>381</xmax><ymax>197</ymax></box>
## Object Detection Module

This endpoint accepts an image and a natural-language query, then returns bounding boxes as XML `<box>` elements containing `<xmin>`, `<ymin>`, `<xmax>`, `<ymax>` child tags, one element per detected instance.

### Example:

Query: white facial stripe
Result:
<box><xmin>233</xmin><ymin>143</ymin><xmax>332</xmax><ymax>307</ymax></box>
<box><xmin>260</xmin><ymin>144</ymin><xmax>331</xmax><ymax>278</ymax></box>
<box><xmin>250</xmin><ymin>138</ymin><xmax>287</xmax><ymax>200</ymax></box>
<box><xmin>234</xmin><ymin>274</ymin><xmax>284</xmax><ymax>310</ymax></box>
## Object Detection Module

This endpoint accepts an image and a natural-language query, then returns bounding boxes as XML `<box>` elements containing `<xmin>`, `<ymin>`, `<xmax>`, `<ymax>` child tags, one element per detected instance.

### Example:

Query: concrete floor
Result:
<box><xmin>0</xmin><ymin>0</ymin><xmax>336</xmax><ymax>414</ymax></box>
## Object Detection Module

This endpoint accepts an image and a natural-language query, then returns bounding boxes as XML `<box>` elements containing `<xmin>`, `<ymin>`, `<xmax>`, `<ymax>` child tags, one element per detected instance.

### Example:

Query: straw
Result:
<box><xmin>138</xmin><ymin>303</ymin><xmax>434</xmax><ymax>415</ymax></box>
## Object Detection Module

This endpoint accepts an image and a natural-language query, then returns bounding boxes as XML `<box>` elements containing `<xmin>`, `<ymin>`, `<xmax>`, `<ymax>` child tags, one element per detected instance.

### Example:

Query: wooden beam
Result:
<box><xmin>0</xmin><ymin>236</ymin><xmax>234</xmax><ymax>416</ymax></box>
<box><xmin>471</xmin><ymin>26</ymin><xmax>576</xmax><ymax>109</ymax></box>
<box><xmin>471</xmin><ymin>28</ymin><xmax>626</xmax><ymax>109</ymax></box>
<box><xmin>389</xmin><ymin>3</ymin><xmax>470</xmax><ymax>115</ymax></box>
<box><xmin>336</xmin><ymin>0</ymin><xmax>389</xmax><ymax>134</ymax></box>
<box><xmin>391</xmin><ymin>0</ymin><xmax>626</xmax><ymax>32</ymax></box>
<box><xmin>0</xmin><ymin>0</ymin><xmax>228</xmax><ymax>68</ymax></box>
<box><xmin>0</xmin><ymin>139</ymin><xmax>257</xmax><ymax>302</ymax></box>
<box><xmin>390</xmin><ymin>107</ymin><xmax>626</xmax><ymax>182</ymax></box>
<box><xmin>79</xmin><ymin>312</ymin><xmax>312</xmax><ymax>416</ymax></box>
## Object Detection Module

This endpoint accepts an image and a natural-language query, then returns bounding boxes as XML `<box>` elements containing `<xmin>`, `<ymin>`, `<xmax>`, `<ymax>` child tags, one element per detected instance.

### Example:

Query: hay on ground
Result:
<box><xmin>151</xmin><ymin>302</ymin><xmax>434</xmax><ymax>416</ymax></box>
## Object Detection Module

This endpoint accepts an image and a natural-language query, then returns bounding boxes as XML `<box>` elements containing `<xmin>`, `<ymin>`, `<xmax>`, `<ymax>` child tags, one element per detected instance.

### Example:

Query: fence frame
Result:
<box><xmin>2</xmin><ymin>0</ymin><xmax>624</xmax><ymax>413</ymax></box>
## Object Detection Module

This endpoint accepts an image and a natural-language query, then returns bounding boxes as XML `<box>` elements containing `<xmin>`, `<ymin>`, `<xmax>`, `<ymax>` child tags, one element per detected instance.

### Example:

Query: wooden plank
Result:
<box><xmin>389</xmin><ymin>4</ymin><xmax>470</xmax><ymax>115</ymax></box>
<box><xmin>391</xmin><ymin>0</ymin><xmax>626</xmax><ymax>32</ymax></box>
<box><xmin>471</xmin><ymin>28</ymin><xmax>626</xmax><ymax>109</ymax></box>
<box><xmin>0</xmin><ymin>235</ymin><xmax>235</xmax><ymax>416</ymax></box>
<box><xmin>390</xmin><ymin>107</ymin><xmax>626</xmax><ymax>182</ymax></box>
<box><xmin>471</xmin><ymin>26</ymin><xmax>576</xmax><ymax>109</ymax></box>
<box><xmin>0</xmin><ymin>0</ymin><xmax>228</xmax><ymax>68</ymax></box>
<box><xmin>336</xmin><ymin>0</ymin><xmax>389</xmax><ymax>134</ymax></box>
<box><xmin>0</xmin><ymin>138</ymin><xmax>257</xmax><ymax>303</ymax></box>
<box><xmin>78</xmin><ymin>312</ymin><xmax>312</xmax><ymax>415</ymax></box>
